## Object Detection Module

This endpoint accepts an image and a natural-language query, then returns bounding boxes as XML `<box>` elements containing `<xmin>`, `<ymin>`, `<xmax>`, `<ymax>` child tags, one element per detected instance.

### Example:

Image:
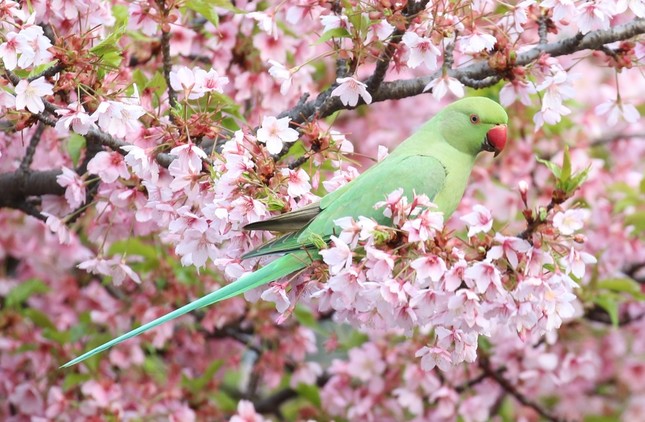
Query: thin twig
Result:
<box><xmin>19</xmin><ymin>123</ymin><xmax>46</xmax><ymax>173</ymax></box>
<box><xmin>479</xmin><ymin>356</ymin><xmax>565</xmax><ymax>422</ymax></box>
<box><xmin>158</xmin><ymin>0</ymin><xmax>178</xmax><ymax>120</ymax></box>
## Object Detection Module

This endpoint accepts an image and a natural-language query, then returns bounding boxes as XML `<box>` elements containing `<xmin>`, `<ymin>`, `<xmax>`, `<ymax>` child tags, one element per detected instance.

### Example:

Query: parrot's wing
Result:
<box><xmin>243</xmin><ymin>202</ymin><xmax>321</xmax><ymax>232</ymax></box>
<box><xmin>243</xmin><ymin>154</ymin><xmax>446</xmax><ymax>259</ymax></box>
<box><xmin>299</xmin><ymin>154</ymin><xmax>446</xmax><ymax>241</ymax></box>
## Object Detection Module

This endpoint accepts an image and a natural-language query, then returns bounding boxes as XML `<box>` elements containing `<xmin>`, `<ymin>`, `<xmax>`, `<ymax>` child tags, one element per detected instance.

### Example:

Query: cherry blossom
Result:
<box><xmin>460</xmin><ymin>205</ymin><xmax>493</xmax><ymax>237</ymax></box>
<box><xmin>458</xmin><ymin>30</ymin><xmax>497</xmax><ymax>54</ymax></box>
<box><xmin>55</xmin><ymin>102</ymin><xmax>98</xmax><ymax>135</ymax></box>
<box><xmin>56</xmin><ymin>167</ymin><xmax>86</xmax><ymax>209</ymax></box>
<box><xmin>92</xmin><ymin>100</ymin><xmax>145</xmax><ymax>139</ymax></box>
<box><xmin>1</xmin><ymin>0</ymin><xmax>644</xmax><ymax>420</ymax></box>
<box><xmin>256</xmin><ymin>116</ymin><xmax>299</xmax><ymax>154</ymax></box>
<box><xmin>594</xmin><ymin>98</ymin><xmax>640</xmax><ymax>126</ymax></box>
<box><xmin>331</xmin><ymin>77</ymin><xmax>372</xmax><ymax>107</ymax></box>
<box><xmin>14</xmin><ymin>77</ymin><xmax>53</xmax><ymax>113</ymax></box>
<box><xmin>553</xmin><ymin>209</ymin><xmax>590</xmax><ymax>236</ymax></box>
<box><xmin>87</xmin><ymin>151</ymin><xmax>131</xmax><ymax>183</ymax></box>
<box><xmin>280</xmin><ymin>168</ymin><xmax>311</xmax><ymax>197</ymax></box>
<box><xmin>401</xmin><ymin>32</ymin><xmax>441</xmax><ymax>70</ymax></box>
<box><xmin>424</xmin><ymin>75</ymin><xmax>464</xmax><ymax>100</ymax></box>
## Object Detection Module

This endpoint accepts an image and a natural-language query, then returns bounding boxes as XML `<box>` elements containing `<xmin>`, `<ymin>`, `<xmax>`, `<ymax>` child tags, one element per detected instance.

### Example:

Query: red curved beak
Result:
<box><xmin>486</xmin><ymin>125</ymin><xmax>507</xmax><ymax>157</ymax></box>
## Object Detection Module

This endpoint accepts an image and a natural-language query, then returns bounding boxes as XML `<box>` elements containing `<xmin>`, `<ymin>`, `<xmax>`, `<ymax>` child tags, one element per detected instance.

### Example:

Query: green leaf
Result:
<box><xmin>90</xmin><ymin>25</ymin><xmax>125</xmax><ymax>73</ymax></box>
<box><xmin>593</xmin><ymin>294</ymin><xmax>619</xmax><ymax>327</ymax></box>
<box><xmin>295</xmin><ymin>383</ymin><xmax>321</xmax><ymax>407</ymax></box>
<box><xmin>182</xmin><ymin>360</ymin><xmax>223</xmax><ymax>392</ymax></box>
<box><xmin>212</xmin><ymin>391</ymin><xmax>237</xmax><ymax>412</ymax></box>
<box><xmin>108</xmin><ymin>238</ymin><xmax>159</xmax><ymax>262</ymax></box>
<box><xmin>143</xmin><ymin>355</ymin><xmax>167</xmax><ymax>383</ymax></box>
<box><xmin>23</xmin><ymin>308</ymin><xmax>56</xmax><ymax>330</ymax></box>
<box><xmin>112</xmin><ymin>4</ymin><xmax>129</xmax><ymax>28</ymax></box>
<box><xmin>185</xmin><ymin>0</ymin><xmax>220</xmax><ymax>26</ymax></box>
<box><xmin>536</xmin><ymin>156</ymin><xmax>561</xmax><ymax>179</ymax></box>
<box><xmin>5</xmin><ymin>279</ymin><xmax>49</xmax><ymax>308</ymax></box>
<box><xmin>598</xmin><ymin>278</ymin><xmax>645</xmax><ymax>300</ymax></box>
<box><xmin>316</xmin><ymin>28</ymin><xmax>351</xmax><ymax>44</ymax></box>
<box><xmin>625</xmin><ymin>212</ymin><xmax>645</xmax><ymax>233</ymax></box>
<box><xmin>293</xmin><ymin>306</ymin><xmax>317</xmax><ymax>328</ymax></box>
<box><xmin>28</xmin><ymin>60</ymin><xmax>59</xmax><ymax>78</ymax></box>
<box><xmin>564</xmin><ymin>166</ymin><xmax>590</xmax><ymax>193</ymax></box>
<box><xmin>43</xmin><ymin>327</ymin><xmax>71</xmax><ymax>344</ymax></box>
<box><xmin>67</xmin><ymin>134</ymin><xmax>86</xmax><ymax>167</ymax></box>
<box><xmin>561</xmin><ymin>146</ymin><xmax>572</xmax><ymax>183</ymax></box>
<box><xmin>304</xmin><ymin>232</ymin><xmax>327</xmax><ymax>250</ymax></box>
<box><xmin>63</xmin><ymin>373</ymin><xmax>92</xmax><ymax>391</ymax></box>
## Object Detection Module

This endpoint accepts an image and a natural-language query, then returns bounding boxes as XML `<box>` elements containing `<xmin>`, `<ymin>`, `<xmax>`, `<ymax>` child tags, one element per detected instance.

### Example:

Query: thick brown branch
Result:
<box><xmin>282</xmin><ymin>19</ymin><xmax>645</xmax><ymax>123</ymax></box>
<box><xmin>0</xmin><ymin>170</ymin><xmax>65</xmax><ymax>207</ymax></box>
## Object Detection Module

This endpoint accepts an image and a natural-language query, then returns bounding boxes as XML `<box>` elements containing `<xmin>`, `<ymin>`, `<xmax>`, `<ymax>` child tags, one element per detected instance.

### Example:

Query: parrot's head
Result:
<box><xmin>439</xmin><ymin>97</ymin><xmax>509</xmax><ymax>158</ymax></box>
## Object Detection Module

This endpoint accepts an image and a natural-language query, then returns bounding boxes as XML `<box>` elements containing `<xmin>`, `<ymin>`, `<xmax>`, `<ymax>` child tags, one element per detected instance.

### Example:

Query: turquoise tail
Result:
<box><xmin>61</xmin><ymin>252</ymin><xmax>312</xmax><ymax>368</ymax></box>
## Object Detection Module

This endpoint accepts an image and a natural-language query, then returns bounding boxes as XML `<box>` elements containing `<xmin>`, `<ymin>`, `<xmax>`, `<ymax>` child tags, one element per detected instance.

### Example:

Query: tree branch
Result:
<box><xmin>479</xmin><ymin>355</ymin><xmax>564</xmax><ymax>422</ymax></box>
<box><xmin>253</xmin><ymin>373</ymin><xmax>330</xmax><ymax>414</ymax></box>
<box><xmin>281</xmin><ymin>19</ymin><xmax>645</xmax><ymax>123</ymax></box>
<box><xmin>365</xmin><ymin>0</ymin><xmax>431</xmax><ymax>93</ymax></box>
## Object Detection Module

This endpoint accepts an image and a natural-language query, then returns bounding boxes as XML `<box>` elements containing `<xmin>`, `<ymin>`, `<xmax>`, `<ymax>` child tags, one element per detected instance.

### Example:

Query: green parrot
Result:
<box><xmin>62</xmin><ymin>97</ymin><xmax>508</xmax><ymax>368</ymax></box>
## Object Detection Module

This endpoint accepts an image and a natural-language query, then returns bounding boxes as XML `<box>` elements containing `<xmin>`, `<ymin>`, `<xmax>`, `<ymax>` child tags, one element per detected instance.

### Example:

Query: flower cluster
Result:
<box><xmin>0</xmin><ymin>0</ymin><xmax>644</xmax><ymax>420</ymax></box>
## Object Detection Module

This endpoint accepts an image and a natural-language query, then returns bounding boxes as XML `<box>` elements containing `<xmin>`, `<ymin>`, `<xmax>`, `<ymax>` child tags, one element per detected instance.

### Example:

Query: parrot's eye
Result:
<box><xmin>470</xmin><ymin>114</ymin><xmax>480</xmax><ymax>124</ymax></box>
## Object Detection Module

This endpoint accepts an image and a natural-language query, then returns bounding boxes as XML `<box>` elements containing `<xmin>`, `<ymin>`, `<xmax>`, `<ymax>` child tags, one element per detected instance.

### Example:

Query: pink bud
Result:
<box><xmin>518</xmin><ymin>180</ymin><xmax>529</xmax><ymax>208</ymax></box>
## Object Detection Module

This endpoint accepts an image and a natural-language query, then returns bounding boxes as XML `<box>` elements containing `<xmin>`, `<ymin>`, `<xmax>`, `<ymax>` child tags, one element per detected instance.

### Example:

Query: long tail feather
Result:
<box><xmin>61</xmin><ymin>252</ymin><xmax>311</xmax><ymax>368</ymax></box>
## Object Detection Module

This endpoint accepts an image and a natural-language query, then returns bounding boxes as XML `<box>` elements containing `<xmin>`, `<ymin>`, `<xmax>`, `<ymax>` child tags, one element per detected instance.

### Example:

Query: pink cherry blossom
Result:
<box><xmin>55</xmin><ymin>102</ymin><xmax>98</xmax><ymax>135</ymax></box>
<box><xmin>87</xmin><ymin>151</ymin><xmax>131</xmax><ymax>183</ymax></box>
<box><xmin>42</xmin><ymin>212</ymin><xmax>72</xmax><ymax>244</ymax></box>
<box><xmin>121</xmin><ymin>145</ymin><xmax>160</xmax><ymax>182</ymax></box>
<box><xmin>128</xmin><ymin>1</ymin><xmax>158</xmax><ymax>36</ymax></box>
<box><xmin>576</xmin><ymin>1</ymin><xmax>614</xmax><ymax>34</ymax></box>
<box><xmin>402</xmin><ymin>207</ymin><xmax>444</xmax><ymax>243</ymax></box>
<box><xmin>196</xmin><ymin>68</ymin><xmax>229</xmax><ymax>93</ymax></box>
<box><xmin>561</xmin><ymin>247</ymin><xmax>597</xmax><ymax>279</ymax></box>
<box><xmin>256</xmin><ymin>116</ymin><xmax>299</xmax><ymax>154</ymax></box>
<box><xmin>594</xmin><ymin>99</ymin><xmax>640</xmax><ymax>126</ymax></box>
<box><xmin>370</xmin><ymin>19</ymin><xmax>395</xmax><ymax>41</ymax></box>
<box><xmin>320</xmin><ymin>236</ymin><xmax>353</xmax><ymax>274</ymax></box>
<box><xmin>460</xmin><ymin>204</ymin><xmax>493</xmax><ymax>237</ymax></box>
<box><xmin>320</xmin><ymin>14</ymin><xmax>349</xmax><ymax>33</ymax></box>
<box><xmin>230</xmin><ymin>400</ymin><xmax>266</xmax><ymax>422</ymax></box>
<box><xmin>56</xmin><ymin>167</ymin><xmax>86</xmax><ymax>208</ymax></box>
<box><xmin>268</xmin><ymin>60</ymin><xmax>293</xmax><ymax>95</ymax></box>
<box><xmin>92</xmin><ymin>100</ymin><xmax>145</xmax><ymax>139</ymax></box>
<box><xmin>331</xmin><ymin>77</ymin><xmax>372</xmax><ymax>107</ymax></box>
<box><xmin>14</xmin><ymin>76</ymin><xmax>53</xmax><ymax>113</ymax></box>
<box><xmin>464</xmin><ymin>261</ymin><xmax>503</xmax><ymax>294</ymax></box>
<box><xmin>261</xmin><ymin>281</ymin><xmax>291</xmax><ymax>313</ymax></box>
<box><xmin>459</xmin><ymin>30</ymin><xmax>497</xmax><ymax>54</ymax></box>
<box><xmin>486</xmin><ymin>233</ymin><xmax>531</xmax><ymax>269</ymax></box>
<box><xmin>281</xmin><ymin>168</ymin><xmax>311</xmax><ymax>197</ymax></box>
<box><xmin>411</xmin><ymin>254</ymin><xmax>447</xmax><ymax>285</ymax></box>
<box><xmin>499</xmin><ymin>79</ymin><xmax>536</xmax><ymax>107</ymax></box>
<box><xmin>0</xmin><ymin>31</ymin><xmax>21</xmax><ymax>70</ymax></box>
<box><xmin>170</xmin><ymin>66</ymin><xmax>203</xmax><ymax>100</ymax></box>
<box><xmin>402</xmin><ymin>32</ymin><xmax>441</xmax><ymax>70</ymax></box>
<box><xmin>424</xmin><ymin>75</ymin><xmax>465</xmax><ymax>100</ymax></box>
<box><xmin>553</xmin><ymin>209</ymin><xmax>590</xmax><ymax>235</ymax></box>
